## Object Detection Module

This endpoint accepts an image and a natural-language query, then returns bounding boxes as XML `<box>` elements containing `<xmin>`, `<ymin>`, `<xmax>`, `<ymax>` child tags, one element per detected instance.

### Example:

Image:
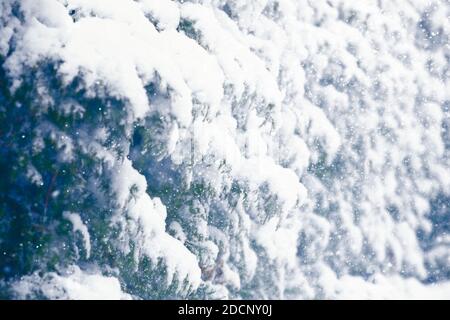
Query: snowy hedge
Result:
<box><xmin>0</xmin><ymin>0</ymin><xmax>449</xmax><ymax>299</ymax></box>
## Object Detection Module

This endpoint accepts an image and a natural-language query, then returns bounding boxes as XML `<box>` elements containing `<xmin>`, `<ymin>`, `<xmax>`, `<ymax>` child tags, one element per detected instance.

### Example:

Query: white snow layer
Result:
<box><xmin>63</xmin><ymin>212</ymin><xmax>92</xmax><ymax>258</ymax></box>
<box><xmin>1</xmin><ymin>0</ymin><xmax>450</xmax><ymax>299</ymax></box>
<box><xmin>12</xmin><ymin>266</ymin><xmax>131</xmax><ymax>300</ymax></box>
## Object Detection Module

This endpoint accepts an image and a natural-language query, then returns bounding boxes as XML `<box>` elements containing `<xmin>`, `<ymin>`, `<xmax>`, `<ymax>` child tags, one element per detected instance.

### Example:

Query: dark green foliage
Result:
<box><xmin>0</xmin><ymin>58</ymin><xmax>130</xmax><ymax>287</ymax></box>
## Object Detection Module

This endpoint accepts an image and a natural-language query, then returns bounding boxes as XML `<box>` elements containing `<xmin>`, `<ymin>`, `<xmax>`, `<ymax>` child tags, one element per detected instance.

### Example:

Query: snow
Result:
<box><xmin>110</xmin><ymin>158</ymin><xmax>202</xmax><ymax>289</ymax></box>
<box><xmin>137</xmin><ymin>0</ymin><xmax>180</xmax><ymax>31</ymax></box>
<box><xmin>180</xmin><ymin>3</ymin><xmax>283</xmax><ymax>106</ymax></box>
<box><xmin>329</xmin><ymin>274</ymin><xmax>450</xmax><ymax>300</ymax></box>
<box><xmin>1</xmin><ymin>0</ymin><xmax>449</xmax><ymax>300</ymax></box>
<box><xmin>63</xmin><ymin>212</ymin><xmax>91</xmax><ymax>259</ymax></box>
<box><xmin>12</xmin><ymin>266</ymin><xmax>131</xmax><ymax>300</ymax></box>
